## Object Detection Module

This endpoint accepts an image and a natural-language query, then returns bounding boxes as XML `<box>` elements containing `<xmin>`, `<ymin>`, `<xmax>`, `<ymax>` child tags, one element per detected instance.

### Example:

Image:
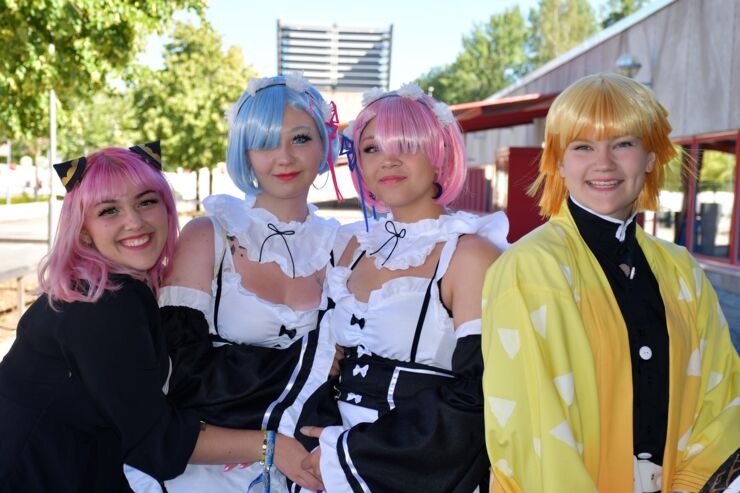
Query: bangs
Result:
<box><xmin>240</xmin><ymin>85</ymin><xmax>286</xmax><ymax>151</ymax></box>
<box><xmin>369</xmin><ymin>97</ymin><xmax>444</xmax><ymax>164</ymax></box>
<box><xmin>553</xmin><ymin>78</ymin><xmax>654</xmax><ymax>149</ymax></box>
<box><xmin>79</xmin><ymin>149</ymin><xmax>170</xmax><ymax>209</ymax></box>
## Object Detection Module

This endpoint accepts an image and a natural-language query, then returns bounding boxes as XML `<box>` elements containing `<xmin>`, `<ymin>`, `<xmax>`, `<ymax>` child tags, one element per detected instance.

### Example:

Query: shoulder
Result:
<box><xmin>179</xmin><ymin>216</ymin><xmax>215</xmax><ymax>247</ymax></box>
<box><xmin>61</xmin><ymin>278</ymin><xmax>154</xmax><ymax>336</ymax></box>
<box><xmin>164</xmin><ymin>217</ymin><xmax>216</xmax><ymax>290</ymax></box>
<box><xmin>452</xmin><ymin>234</ymin><xmax>500</xmax><ymax>269</ymax></box>
<box><xmin>334</xmin><ymin>220</ymin><xmax>365</xmax><ymax>265</ymax></box>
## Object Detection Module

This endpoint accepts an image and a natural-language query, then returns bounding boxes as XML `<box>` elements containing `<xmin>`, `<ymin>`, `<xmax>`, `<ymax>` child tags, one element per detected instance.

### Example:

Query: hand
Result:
<box><xmin>329</xmin><ymin>345</ymin><xmax>345</xmax><ymax>377</ymax></box>
<box><xmin>274</xmin><ymin>433</ymin><xmax>324</xmax><ymax>491</ymax></box>
<box><xmin>299</xmin><ymin>426</ymin><xmax>324</xmax><ymax>480</ymax></box>
<box><xmin>223</xmin><ymin>462</ymin><xmax>251</xmax><ymax>472</ymax></box>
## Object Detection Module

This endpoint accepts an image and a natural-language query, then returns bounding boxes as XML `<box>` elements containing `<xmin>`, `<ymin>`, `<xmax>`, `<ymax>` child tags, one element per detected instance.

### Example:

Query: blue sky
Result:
<box><xmin>140</xmin><ymin>0</ymin><xmax>606</xmax><ymax>88</ymax></box>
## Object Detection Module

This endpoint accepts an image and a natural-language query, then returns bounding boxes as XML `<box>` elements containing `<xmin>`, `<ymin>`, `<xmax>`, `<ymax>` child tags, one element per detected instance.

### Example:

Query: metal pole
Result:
<box><xmin>4</xmin><ymin>140</ymin><xmax>10</xmax><ymax>205</ymax></box>
<box><xmin>47</xmin><ymin>87</ymin><xmax>57</xmax><ymax>250</ymax></box>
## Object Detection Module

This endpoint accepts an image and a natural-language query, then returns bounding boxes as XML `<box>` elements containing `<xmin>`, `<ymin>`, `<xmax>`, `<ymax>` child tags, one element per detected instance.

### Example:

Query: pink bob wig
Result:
<box><xmin>38</xmin><ymin>147</ymin><xmax>179</xmax><ymax>305</ymax></box>
<box><xmin>348</xmin><ymin>93</ymin><xmax>467</xmax><ymax>210</ymax></box>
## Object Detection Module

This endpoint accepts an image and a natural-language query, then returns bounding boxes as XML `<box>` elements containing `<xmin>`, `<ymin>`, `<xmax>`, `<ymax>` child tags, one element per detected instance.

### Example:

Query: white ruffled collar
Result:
<box><xmin>356</xmin><ymin>210</ymin><xmax>510</xmax><ymax>270</ymax></box>
<box><xmin>203</xmin><ymin>194</ymin><xmax>339</xmax><ymax>278</ymax></box>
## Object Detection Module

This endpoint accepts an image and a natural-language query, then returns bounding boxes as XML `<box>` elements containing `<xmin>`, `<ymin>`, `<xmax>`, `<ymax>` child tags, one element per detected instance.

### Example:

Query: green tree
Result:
<box><xmin>529</xmin><ymin>0</ymin><xmax>599</xmax><ymax>66</ymax></box>
<box><xmin>417</xmin><ymin>8</ymin><xmax>531</xmax><ymax>104</ymax></box>
<box><xmin>601</xmin><ymin>0</ymin><xmax>649</xmax><ymax>29</ymax></box>
<box><xmin>0</xmin><ymin>0</ymin><xmax>205</xmax><ymax>140</ymax></box>
<box><xmin>57</xmin><ymin>85</ymin><xmax>138</xmax><ymax>159</ymax></box>
<box><xmin>132</xmin><ymin>20</ymin><xmax>256</xmax><ymax>205</ymax></box>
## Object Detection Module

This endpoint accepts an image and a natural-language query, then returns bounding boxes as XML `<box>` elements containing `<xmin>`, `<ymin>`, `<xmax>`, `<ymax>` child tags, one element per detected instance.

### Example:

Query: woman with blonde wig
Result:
<box><xmin>481</xmin><ymin>73</ymin><xmax>739</xmax><ymax>493</ymax></box>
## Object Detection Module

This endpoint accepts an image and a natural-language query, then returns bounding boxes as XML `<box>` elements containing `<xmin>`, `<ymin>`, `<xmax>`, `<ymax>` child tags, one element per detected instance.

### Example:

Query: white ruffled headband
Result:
<box><xmin>225</xmin><ymin>71</ymin><xmax>334</xmax><ymax>127</ymax></box>
<box><xmin>342</xmin><ymin>83</ymin><xmax>455</xmax><ymax>140</ymax></box>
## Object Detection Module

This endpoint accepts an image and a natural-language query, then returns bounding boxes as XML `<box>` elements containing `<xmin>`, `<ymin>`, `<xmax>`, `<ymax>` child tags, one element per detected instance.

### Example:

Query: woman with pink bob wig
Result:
<box><xmin>299</xmin><ymin>84</ymin><xmax>511</xmax><ymax>492</ymax></box>
<box><xmin>0</xmin><ymin>145</ymin><xmax>290</xmax><ymax>492</ymax></box>
<box><xmin>39</xmin><ymin>146</ymin><xmax>179</xmax><ymax>304</ymax></box>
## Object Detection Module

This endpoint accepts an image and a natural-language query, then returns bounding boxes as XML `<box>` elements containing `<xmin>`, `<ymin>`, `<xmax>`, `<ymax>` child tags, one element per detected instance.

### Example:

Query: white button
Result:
<box><xmin>637</xmin><ymin>452</ymin><xmax>652</xmax><ymax>460</ymax></box>
<box><xmin>639</xmin><ymin>346</ymin><xmax>653</xmax><ymax>360</ymax></box>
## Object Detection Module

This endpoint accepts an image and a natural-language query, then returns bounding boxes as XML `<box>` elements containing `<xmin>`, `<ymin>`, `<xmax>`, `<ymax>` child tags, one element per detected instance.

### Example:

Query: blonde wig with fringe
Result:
<box><xmin>530</xmin><ymin>73</ymin><xmax>678</xmax><ymax>217</ymax></box>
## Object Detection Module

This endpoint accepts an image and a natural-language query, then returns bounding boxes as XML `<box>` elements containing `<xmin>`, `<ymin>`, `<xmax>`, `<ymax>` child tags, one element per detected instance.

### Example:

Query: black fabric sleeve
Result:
<box><xmin>58</xmin><ymin>285</ymin><xmax>201</xmax><ymax>481</ymax></box>
<box><xmin>342</xmin><ymin>335</ymin><xmax>489</xmax><ymax>493</ymax></box>
<box><xmin>161</xmin><ymin>305</ymin><xmax>304</xmax><ymax>429</ymax></box>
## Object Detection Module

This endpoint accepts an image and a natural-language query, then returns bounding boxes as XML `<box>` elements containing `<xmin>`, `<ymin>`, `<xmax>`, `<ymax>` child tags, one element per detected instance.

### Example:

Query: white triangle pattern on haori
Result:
<box><xmin>685</xmin><ymin>443</ymin><xmax>705</xmax><ymax>459</ymax></box>
<box><xmin>495</xmin><ymin>459</ymin><xmax>513</xmax><ymax>477</ymax></box>
<box><xmin>677</xmin><ymin>426</ymin><xmax>692</xmax><ymax>452</ymax></box>
<box><xmin>677</xmin><ymin>277</ymin><xmax>693</xmax><ymax>302</ymax></box>
<box><xmin>554</xmin><ymin>373</ymin><xmax>575</xmax><ymax>406</ymax></box>
<box><xmin>549</xmin><ymin>420</ymin><xmax>577</xmax><ymax>449</ymax></box>
<box><xmin>693</xmin><ymin>268</ymin><xmax>703</xmax><ymax>297</ymax></box>
<box><xmin>724</xmin><ymin>398</ymin><xmax>740</xmax><ymax>411</ymax></box>
<box><xmin>498</xmin><ymin>328</ymin><xmax>521</xmax><ymax>359</ymax></box>
<box><xmin>488</xmin><ymin>397</ymin><xmax>517</xmax><ymax>428</ymax></box>
<box><xmin>533</xmin><ymin>437</ymin><xmax>542</xmax><ymax>458</ymax></box>
<box><xmin>706</xmin><ymin>372</ymin><xmax>723</xmax><ymax>393</ymax></box>
<box><xmin>687</xmin><ymin>348</ymin><xmax>702</xmax><ymax>377</ymax></box>
<box><xmin>530</xmin><ymin>305</ymin><xmax>547</xmax><ymax>338</ymax></box>
<box><xmin>718</xmin><ymin>301</ymin><xmax>728</xmax><ymax>329</ymax></box>
<box><xmin>561</xmin><ymin>264</ymin><xmax>573</xmax><ymax>285</ymax></box>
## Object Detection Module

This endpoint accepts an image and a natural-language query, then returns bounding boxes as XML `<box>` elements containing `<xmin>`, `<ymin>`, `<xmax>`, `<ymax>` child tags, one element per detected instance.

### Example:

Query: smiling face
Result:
<box><xmin>358</xmin><ymin>117</ymin><xmax>441</xmax><ymax>219</ymax></box>
<box><xmin>559</xmin><ymin>135</ymin><xmax>656</xmax><ymax>220</ymax></box>
<box><xmin>247</xmin><ymin>105</ymin><xmax>323</xmax><ymax>204</ymax></box>
<box><xmin>81</xmin><ymin>179</ymin><xmax>168</xmax><ymax>274</ymax></box>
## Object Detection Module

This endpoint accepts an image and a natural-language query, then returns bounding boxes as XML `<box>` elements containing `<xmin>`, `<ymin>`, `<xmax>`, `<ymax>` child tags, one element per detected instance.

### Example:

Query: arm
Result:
<box><xmin>670</xmin><ymin>267</ymin><xmax>740</xmax><ymax>491</ymax></box>
<box><xmin>481</xmin><ymin>251</ymin><xmax>599</xmax><ymax>493</ymax></box>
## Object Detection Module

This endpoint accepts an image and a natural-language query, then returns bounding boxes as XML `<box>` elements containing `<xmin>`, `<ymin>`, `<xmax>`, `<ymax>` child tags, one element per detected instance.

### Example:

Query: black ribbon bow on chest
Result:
<box><xmin>279</xmin><ymin>325</ymin><xmax>297</xmax><ymax>339</ymax></box>
<box><xmin>350</xmin><ymin>314</ymin><xmax>365</xmax><ymax>330</ymax></box>
<box><xmin>369</xmin><ymin>220</ymin><xmax>407</xmax><ymax>267</ymax></box>
<box><xmin>258</xmin><ymin>223</ymin><xmax>296</xmax><ymax>278</ymax></box>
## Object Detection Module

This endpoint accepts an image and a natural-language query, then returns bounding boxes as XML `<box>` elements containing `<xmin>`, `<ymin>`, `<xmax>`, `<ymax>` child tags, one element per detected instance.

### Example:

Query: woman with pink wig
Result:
<box><xmin>0</xmin><ymin>145</ymin><xmax>293</xmax><ymax>492</ymax></box>
<box><xmin>300</xmin><ymin>84</ymin><xmax>510</xmax><ymax>492</ymax></box>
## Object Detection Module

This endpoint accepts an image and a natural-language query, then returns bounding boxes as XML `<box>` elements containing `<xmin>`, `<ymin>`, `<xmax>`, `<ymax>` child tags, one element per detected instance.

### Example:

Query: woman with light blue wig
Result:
<box><xmin>125</xmin><ymin>73</ymin><xmax>343</xmax><ymax>493</ymax></box>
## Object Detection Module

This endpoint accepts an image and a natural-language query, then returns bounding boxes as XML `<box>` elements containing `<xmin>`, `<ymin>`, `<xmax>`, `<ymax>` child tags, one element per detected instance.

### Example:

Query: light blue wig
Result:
<box><xmin>226</xmin><ymin>75</ymin><xmax>339</xmax><ymax>195</ymax></box>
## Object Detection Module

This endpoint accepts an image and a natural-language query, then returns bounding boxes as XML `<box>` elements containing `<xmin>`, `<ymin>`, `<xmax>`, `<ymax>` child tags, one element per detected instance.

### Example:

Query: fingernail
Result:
<box><xmin>223</xmin><ymin>465</ymin><xmax>233</xmax><ymax>472</ymax></box>
<box><xmin>299</xmin><ymin>426</ymin><xmax>309</xmax><ymax>434</ymax></box>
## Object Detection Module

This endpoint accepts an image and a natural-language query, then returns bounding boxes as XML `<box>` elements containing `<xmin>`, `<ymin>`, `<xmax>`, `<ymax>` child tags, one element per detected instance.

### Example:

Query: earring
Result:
<box><xmin>432</xmin><ymin>182</ymin><xmax>443</xmax><ymax>200</ymax></box>
<box><xmin>369</xmin><ymin>191</ymin><xmax>376</xmax><ymax>200</ymax></box>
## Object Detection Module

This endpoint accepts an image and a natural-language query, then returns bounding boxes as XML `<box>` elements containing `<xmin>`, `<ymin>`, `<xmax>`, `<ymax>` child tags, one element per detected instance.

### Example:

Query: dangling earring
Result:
<box><xmin>432</xmin><ymin>182</ymin><xmax>443</xmax><ymax>200</ymax></box>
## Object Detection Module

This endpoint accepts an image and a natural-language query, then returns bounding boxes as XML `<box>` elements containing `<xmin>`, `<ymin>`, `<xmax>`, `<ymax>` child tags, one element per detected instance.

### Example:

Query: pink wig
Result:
<box><xmin>39</xmin><ymin>147</ymin><xmax>179</xmax><ymax>305</ymax></box>
<box><xmin>349</xmin><ymin>93</ymin><xmax>466</xmax><ymax>209</ymax></box>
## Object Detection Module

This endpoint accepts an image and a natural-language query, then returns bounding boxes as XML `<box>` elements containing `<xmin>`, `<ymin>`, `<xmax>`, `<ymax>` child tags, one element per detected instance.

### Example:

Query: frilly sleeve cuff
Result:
<box><xmin>455</xmin><ymin>318</ymin><xmax>482</xmax><ymax>339</ymax></box>
<box><xmin>319</xmin><ymin>426</ymin><xmax>357</xmax><ymax>493</ymax></box>
<box><xmin>158</xmin><ymin>286</ymin><xmax>214</xmax><ymax>334</ymax></box>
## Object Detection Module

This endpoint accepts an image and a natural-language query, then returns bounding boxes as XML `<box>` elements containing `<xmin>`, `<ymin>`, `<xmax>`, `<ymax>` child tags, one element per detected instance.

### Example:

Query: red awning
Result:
<box><xmin>450</xmin><ymin>93</ymin><xmax>558</xmax><ymax>133</ymax></box>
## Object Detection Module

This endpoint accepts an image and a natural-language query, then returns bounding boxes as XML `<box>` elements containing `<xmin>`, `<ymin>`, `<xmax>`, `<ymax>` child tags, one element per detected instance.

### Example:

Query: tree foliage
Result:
<box><xmin>601</xmin><ymin>0</ymin><xmax>649</xmax><ymax>28</ymax></box>
<box><xmin>417</xmin><ymin>8</ymin><xmax>531</xmax><ymax>104</ymax></box>
<box><xmin>131</xmin><ymin>20</ymin><xmax>256</xmax><ymax>181</ymax></box>
<box><xmin>0</xmin><ymin>0</ymin><xmax>205</xmax><ymax>140</ymax></box>
<box><xmin>528</xmin><ymin>0</ymin><xmax>598</xmax><ymax>67</ymax></box>
<box><xmin>417</xmin><ymin>0</ymin><xmax>604</xmax><ymax>104</ymax></box>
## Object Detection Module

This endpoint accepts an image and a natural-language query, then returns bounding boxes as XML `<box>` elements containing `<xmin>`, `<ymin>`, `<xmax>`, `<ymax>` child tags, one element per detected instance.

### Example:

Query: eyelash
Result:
<box><xmin>292</xmin><ymin>133</ymin><xmax>312</xmax><ymax>144</ymax></box>
<box><xmin>362</xmin><ymin>145</ymin><xmax>377</xmax><ymax>154</ymax></box>
<box><xmin>96</xmin><ymin>197</ymin><xmax>159</xmax><ymax>217</ymax></box>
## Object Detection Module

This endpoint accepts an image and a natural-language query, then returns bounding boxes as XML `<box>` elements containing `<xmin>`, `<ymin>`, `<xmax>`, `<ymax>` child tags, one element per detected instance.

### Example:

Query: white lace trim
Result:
<box><xmin>203</xmin><ymin>194</ymin><xmax>339</xmax><ymax>278</ymax></box>
<box><xmin>356</xmin><ymin>210</ymin><xmax>510</xmax><ymax>270</ymax></box>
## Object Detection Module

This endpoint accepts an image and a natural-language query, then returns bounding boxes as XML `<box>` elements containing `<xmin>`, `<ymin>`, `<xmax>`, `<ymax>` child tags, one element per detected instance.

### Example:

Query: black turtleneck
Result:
<box><xmin>568</xmin><ymin>198</ymin><xmax>669</xmax><ymax>465</ymax></box>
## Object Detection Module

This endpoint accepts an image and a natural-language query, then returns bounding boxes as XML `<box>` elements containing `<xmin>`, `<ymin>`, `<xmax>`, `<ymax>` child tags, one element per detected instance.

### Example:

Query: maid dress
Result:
<box><xmin>317</xmin><ymin>211</ymin><xmax>510</xmax><ymax>493</ymax></box>
<box><xmin>126</xmin><ymin>194</ymin><xmax>340</xmax><ymax>493</ymax></box>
